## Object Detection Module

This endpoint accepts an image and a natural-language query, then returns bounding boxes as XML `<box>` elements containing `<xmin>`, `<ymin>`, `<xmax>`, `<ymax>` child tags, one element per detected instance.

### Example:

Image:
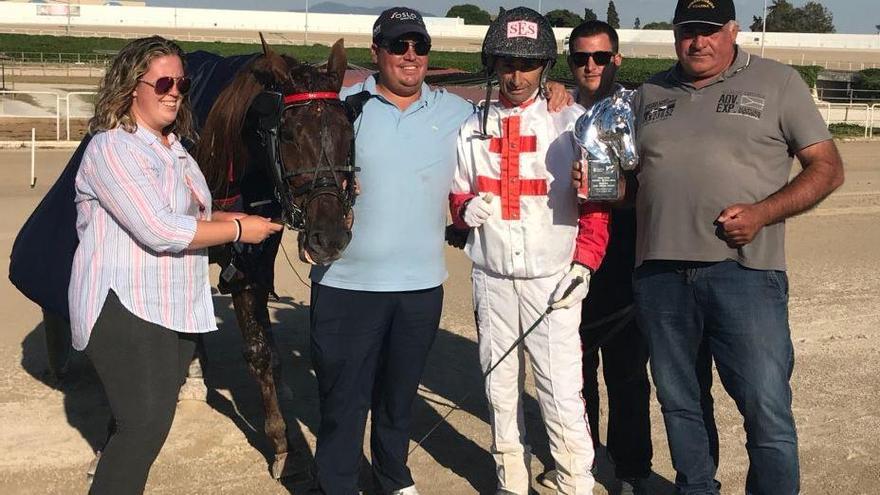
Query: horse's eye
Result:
<box><xmin>279</xmin><ymin>123</ymin><xmax>296</xmax><ymax>144</ymax></box>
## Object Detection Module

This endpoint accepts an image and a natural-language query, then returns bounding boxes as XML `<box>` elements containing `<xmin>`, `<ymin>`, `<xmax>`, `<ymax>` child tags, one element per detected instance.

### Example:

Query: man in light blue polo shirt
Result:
<box><xmin>308</xmin><ymin>7</ymin><xmax>473</xmax><ymax>495</ymax></box>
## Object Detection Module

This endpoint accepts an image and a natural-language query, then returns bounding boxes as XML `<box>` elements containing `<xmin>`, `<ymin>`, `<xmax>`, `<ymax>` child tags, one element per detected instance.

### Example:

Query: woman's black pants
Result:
<box><xmin>85</xmin><ymin>291</ymin><xmax>196</xmax><ymax>495</ymax></box>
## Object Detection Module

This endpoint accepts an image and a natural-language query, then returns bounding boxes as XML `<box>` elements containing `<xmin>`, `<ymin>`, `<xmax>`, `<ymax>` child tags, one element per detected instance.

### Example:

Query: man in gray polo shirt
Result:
<box><xmin>630</xmin><ymin>1</ymin><xmax>844</xmax><ymax>494</ymax></box>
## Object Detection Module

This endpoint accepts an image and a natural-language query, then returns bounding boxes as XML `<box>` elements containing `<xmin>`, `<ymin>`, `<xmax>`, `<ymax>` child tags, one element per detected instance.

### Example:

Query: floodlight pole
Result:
<box><xmin>66</xmin><ymin>0</ymin><xmax>71</xmax><ymax>35</ymax></box>
<box><xmin>304</xmin><ymin>0</ymin><xmax>309</xmax><ymax>46</ymax></box>
<box><xmin>761</xmin><ymin>0</ymin><xmax>767</xmax><ymax>57</ymax></box>
<box><xmin>537</xmin><ymin>0</ymin><xmax>542</xmax><ymax>14</ymax></box>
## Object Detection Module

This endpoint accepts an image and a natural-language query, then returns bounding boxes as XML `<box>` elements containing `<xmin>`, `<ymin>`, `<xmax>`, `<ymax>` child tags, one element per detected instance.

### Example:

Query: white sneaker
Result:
<box><xmin>390</xmin><ymin>485</ymin><xmax>420</xmax><ymax>495</ymax></box>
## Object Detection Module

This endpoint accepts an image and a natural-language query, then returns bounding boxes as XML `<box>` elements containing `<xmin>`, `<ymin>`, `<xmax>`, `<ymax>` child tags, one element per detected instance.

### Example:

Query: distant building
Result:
<box><xmin>2</xmin><ymin>0</ymin><xmax>146</xmax><ymax>6</ymax></box>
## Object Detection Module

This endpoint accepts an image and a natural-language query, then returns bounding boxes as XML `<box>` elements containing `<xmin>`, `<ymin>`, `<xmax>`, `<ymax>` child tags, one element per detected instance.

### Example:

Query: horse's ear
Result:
<box><xmin>252</xmin><ymin>34</ymin><xmax>289</xmax><ymax>86</ymax></box>
<box><xmin>259</xmin><ymin>32</ymin><xmax>271</xmax><ymax>56</ymax></box>
<box><xmin>327</xmin><ymin>38</ymin><xmax>347</xmax><ymax>92</ymax></box>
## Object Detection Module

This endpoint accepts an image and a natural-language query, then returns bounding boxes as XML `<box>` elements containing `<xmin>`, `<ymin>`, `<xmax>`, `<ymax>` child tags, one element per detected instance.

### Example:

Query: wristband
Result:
<box><xmin>233</xmin><ymin>219</ymin><xmax>242</xmax><ymax>243</ymax></box>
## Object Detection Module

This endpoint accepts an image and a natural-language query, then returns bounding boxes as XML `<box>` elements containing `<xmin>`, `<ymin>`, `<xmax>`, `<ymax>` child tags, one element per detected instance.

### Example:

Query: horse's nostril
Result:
<box><xmin>309</xmin><ymin>231</ymin><xmax>324</xmax><ymax>248</ymax></box>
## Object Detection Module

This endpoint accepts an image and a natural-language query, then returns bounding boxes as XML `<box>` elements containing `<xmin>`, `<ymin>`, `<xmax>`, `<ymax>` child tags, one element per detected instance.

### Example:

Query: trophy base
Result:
<box><xmin>579</xmin><ymin>162</ymin><xmax>620</xmax><ymax>201</ymax></box>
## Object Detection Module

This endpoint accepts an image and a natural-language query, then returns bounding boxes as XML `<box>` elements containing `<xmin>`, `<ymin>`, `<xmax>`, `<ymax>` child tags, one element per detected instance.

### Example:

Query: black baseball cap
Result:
<box><xmin>673</xmin><ymin>0</ymin><xmax>736</xmax><ymax>26</ymax></box>
<box><xmin>372</xmin><ymin>7</ymin><xmax>431</xmax><ymax>44</ymax></box>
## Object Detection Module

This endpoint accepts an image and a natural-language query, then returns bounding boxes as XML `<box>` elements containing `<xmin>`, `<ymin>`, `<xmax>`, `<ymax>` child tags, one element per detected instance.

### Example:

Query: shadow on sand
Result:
<box><xmin>20</xmin><ymin>293</ymin><xmax>675</xmax><ymax>494</ymax></box>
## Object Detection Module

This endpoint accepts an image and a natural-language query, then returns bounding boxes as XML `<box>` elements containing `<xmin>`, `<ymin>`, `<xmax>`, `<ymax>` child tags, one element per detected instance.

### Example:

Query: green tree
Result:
<box><xmin>546</xmin><ymin>9</ymin><xmax>583</xmax><ymax>27</ymax></box>
<box><xmin>642</xmin><ymin>21</ymin><xmax>673</xmax><ymax>30</ymax></box>
<box><xmin>634</xmin><ymin>17</ymin><xmax>641</xmax><ymax>29</ymax></box>
<box><xmin>855</xmin><ymin>68</ymin><xmax>880</xmax><ymax>91</ymax></box>
<box><xmin>606</xmin><ymin>1</ymin><xmax>620</xmax><ymax>29</ymax></box>
<box><xmin>446</xmin><ymin>4</ymin><xmax>491</xmax><ymax>25</ymax></box>
<box><xmin>798</xmin><ymin>2</ymin><xmax>835</xmax><ymax>33</ymax></box>
<box><xmin>750</xmin><ymin>1</ymin><xmax>835</xmax><ymax>33</ymax></box>
<box><xmin>583</xmin><ymin>8</ymin><xmax>598</xmax><ymax>22</ymax></box>
<box><xmin>750</xmin><ymin>15</ymin><xmax>764</xmax><ymax>32</ymax></box>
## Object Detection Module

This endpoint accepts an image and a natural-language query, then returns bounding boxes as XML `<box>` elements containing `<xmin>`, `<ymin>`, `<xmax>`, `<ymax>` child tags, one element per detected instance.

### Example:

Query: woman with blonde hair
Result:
<box><xmin>70</xmin><ymin>35</ymin><xmax>281</xmax><ymax>494</ymax></box>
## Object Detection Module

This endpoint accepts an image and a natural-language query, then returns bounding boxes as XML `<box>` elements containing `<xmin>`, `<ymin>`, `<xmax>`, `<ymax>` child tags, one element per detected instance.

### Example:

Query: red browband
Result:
<box><xmin>283</xmin><ymin>92</ymin><xmax>340</xmax><ymax>105</ymax></box>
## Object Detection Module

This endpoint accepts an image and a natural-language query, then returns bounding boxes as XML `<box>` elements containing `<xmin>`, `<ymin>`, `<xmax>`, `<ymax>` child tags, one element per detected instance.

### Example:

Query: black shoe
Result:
<box><xmin>619</xmin><ymin>477</ymin><xmax>650</xmax><ymax>495</ymax></box>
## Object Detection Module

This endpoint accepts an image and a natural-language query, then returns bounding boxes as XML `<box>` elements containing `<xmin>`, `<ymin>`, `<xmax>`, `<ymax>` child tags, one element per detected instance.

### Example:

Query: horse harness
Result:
<box><xmin>215</xmin><ymin>89</ymin><xmax>373</xmax><ymax>290</ymax></box>
<box><xmin>246</xmin><ymin>89</ymin><xmax>371</xmax><ymax>232</ymax></box>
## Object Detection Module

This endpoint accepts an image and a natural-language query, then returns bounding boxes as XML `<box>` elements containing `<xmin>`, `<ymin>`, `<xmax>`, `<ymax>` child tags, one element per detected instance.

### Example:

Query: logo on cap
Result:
<box><xmin>507</xmin><ymin>20</ymin><xmax>538</xmax><ymax>39</ymax></box>
<box><xmin>390</xmin><ymin>11</ymin><xmax>420</xmax><ymax>21</ymax></box>
<box><xmin>687</xmin><ymin>0</ymin><xmax>716</xmax><ymax>8</ymax></box>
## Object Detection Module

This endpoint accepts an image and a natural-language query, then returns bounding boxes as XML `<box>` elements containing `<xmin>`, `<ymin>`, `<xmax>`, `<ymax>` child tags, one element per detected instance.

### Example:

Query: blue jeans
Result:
<box><xmin>633</xmin><ymin>261</ymin><xmax>799</xmax><ymax>495</ymax></box>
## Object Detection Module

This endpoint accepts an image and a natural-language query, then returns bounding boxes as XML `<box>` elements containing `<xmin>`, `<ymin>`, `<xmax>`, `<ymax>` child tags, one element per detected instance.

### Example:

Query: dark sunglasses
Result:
<box><xmin>569</xmin><ymin>51</ymin><xmax>615</xmax><ymax>67</ymax></box>
<box><xmin>138</xmin><ymin>76</ymin><xmax>191</xmax><ymax>96</ymax></box>
<box><xmin>382</xmin><ymin>39</ymin><xmax>431</xmax><ymax>56</ymax></box>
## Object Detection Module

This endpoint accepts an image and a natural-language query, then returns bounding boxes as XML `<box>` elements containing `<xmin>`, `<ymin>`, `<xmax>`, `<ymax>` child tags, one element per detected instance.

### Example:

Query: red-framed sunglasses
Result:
<box><xmin>138</xmin><ymin>76</ymin><xmax>192</xmax><ymax>96</ymax></box>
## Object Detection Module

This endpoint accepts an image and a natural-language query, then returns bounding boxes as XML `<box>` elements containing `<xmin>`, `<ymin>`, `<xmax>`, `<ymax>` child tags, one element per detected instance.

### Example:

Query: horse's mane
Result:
<box><xmin>194</xmin><ymin>53</ymin><xmax>341</xmax><ymax>198</ymax></box>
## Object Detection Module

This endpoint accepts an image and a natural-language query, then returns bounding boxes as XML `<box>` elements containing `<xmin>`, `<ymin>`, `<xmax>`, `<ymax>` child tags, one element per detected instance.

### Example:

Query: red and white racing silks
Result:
<box><xmin>450</xmin><ymin>94</ymin><xmax>610</xmax><ymax>277</ymax></box>
<box><xmin>450</xmin><ymin>94</ymin><xmax>609</xmax><ymax>495</ymax></box>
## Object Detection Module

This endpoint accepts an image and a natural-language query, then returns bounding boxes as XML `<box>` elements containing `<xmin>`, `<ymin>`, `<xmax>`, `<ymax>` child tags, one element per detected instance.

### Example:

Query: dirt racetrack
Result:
<box><xmin>0</xmin><ymin>118</ymin><xmax>89</xmax><ymax>142</ymax></box>
<box><xmin>0</xmin><ymin>141</ymin><xmax>878</xmax><ymax>494</ymax></box>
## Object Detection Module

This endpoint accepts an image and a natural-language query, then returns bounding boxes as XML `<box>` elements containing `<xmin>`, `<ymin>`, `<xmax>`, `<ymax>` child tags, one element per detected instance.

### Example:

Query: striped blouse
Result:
<box><xmin>68</xmin><ymin>126</ymin><xmax>217</xmax><ymax>350</ymax></box>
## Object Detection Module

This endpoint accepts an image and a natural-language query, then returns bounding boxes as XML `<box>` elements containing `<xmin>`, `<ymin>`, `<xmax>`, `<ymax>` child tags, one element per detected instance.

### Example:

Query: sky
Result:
<box><xmin>147</xmin><ymin>0</ymin><xmax>880</xmax><ymax>34</ymax></box>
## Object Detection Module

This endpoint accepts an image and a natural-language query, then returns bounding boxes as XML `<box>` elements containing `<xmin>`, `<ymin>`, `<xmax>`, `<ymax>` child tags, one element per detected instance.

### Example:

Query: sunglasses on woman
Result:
<box><xmin>569</xmin><ymin>51</ymin><xmax>615</xmax><ymax>67</ymax></box>
<box><xmin>382</xmin><ymin>39</ymin><xmax>431</xmax><ymax>56</ymax></box>
<box><xmin>138</xmin><ymin>76</ymin><xmax>192</xmax><ymax>96</ymax></box>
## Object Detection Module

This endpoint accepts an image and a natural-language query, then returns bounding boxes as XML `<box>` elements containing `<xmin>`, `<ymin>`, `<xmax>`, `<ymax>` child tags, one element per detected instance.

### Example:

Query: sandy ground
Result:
<box><xmin>0</xmin><ymin>118</ymin><xmax>89</xmax><ymax>141</ymax></box>
<box><xmin>0</xmin><ymin>141</ymin><xmax>878</xmax><ymax>494</ymax></box>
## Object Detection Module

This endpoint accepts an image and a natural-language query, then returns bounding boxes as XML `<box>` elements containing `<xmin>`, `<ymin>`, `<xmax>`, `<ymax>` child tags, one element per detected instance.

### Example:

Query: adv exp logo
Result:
<box><xmin>716</xmin><ymin>92</ymin><xmax>766</xmax><ymax>120</ymax></box>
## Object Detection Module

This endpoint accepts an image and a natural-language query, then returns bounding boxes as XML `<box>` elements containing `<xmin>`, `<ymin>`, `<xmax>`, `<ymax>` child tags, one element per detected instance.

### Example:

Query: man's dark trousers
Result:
<box><xmin>580</xmin><ymin>207</ymin><xmax>652</xmax><ymax>480</ymax></box>
<box><xmin>633</xmin><ymin>260</ymin><xmax>798</xmax><ymax>495</ymax></box>
<box><xmin>581</xmin><ymin>317</ymin><xmax>652</xmax><ymax>480</ymax></box>
<box><xmin>310</xmin><ymin>283</ymin><xmax>442</xmax><ymax>495</ymax></box>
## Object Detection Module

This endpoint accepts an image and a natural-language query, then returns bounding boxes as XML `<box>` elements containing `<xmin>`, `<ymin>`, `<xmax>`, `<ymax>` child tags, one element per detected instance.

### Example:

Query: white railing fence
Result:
<box><xmin>871</xmin><ymin>105</ymin><xmax>879</xmax><ymax>139</ymax></box>
<box><xmin>62</xmin><ymin>92</ymin><xmax>97</xmax><ymax>141</ymax></box>
<box><xmin>819</xmin><ymin>102</ymin><xmax>873</xmax><ymax>138</ymax></box>
<box><xmin>2</xmin><ymin>91</ymin><xmax>878</xmax><ymax>142</ymax></box>
<box><xmin>0</xmin><ymin>90</ymin><xmax>61</xmax><ymax>140</ymax></box>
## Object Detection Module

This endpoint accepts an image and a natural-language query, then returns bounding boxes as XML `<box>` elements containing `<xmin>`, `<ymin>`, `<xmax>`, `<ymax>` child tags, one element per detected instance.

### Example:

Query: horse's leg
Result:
<box><xmin>178</xmin><ymin>337</ymin><xmax>208</xmax><ymax>402</ymax></box>
<box><xmin>231</xmin><ymin>286</ymin><xmax>292</xmax><ymax>479</ymax></box>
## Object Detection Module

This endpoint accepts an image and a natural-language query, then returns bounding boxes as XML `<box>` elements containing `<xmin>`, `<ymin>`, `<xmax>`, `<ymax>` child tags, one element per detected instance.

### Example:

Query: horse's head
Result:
<box><xmin>197</xmin><ymin>37</ymin><xmax>355</xmax><ymax>265</ymax></box>
<box><xmin>250</xmin><ymin>37</ymin><xmax>355</xmax><ymax>264</ymax></box>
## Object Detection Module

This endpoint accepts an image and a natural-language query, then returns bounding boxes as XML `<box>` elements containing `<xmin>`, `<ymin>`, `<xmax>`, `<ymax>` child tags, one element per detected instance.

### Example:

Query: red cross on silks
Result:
<box><xmin>476</xmin><ymin>115</ymin><xmax>547</xmax><ymax>220</ymax></box>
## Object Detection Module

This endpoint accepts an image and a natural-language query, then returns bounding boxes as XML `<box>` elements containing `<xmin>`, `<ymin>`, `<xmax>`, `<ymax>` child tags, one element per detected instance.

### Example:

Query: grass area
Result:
<box><xmin>0</xmin><ymin>33</ymin><xmax>675</xmax><ymax>86</ymax></box>
<box><xmin>828</xmin><ymin>123</ymin><xmax>878</xmax><ymax>138</ymax></box>
<box><xmin>1</xmin><ymin>33</ymin><xmax>824</xmax><ymax>88</ymax></box>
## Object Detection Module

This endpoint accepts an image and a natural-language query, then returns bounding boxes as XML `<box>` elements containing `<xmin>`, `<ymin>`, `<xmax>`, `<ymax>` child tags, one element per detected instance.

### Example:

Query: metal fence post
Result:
<box><xmin>55</xmin><ymin>94</ymin><xmax>61</xmax><ymax>140</ymax></box>
<box><xmin>65</xmin><ymin>95</ymin><xmax>71</xmax><ymax>141</ymax></box>
<box><xmin>871</xmin><ymin>104</ymin><xmax>878</xmax><ymax>138</ymax></box>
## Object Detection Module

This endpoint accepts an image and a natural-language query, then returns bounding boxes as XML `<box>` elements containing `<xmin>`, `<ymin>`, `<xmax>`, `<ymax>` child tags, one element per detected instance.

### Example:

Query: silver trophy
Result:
<box><xmin>572</xmin><ymin>87</ymin><xmax>639</xmax><ymax>201</ymax></box>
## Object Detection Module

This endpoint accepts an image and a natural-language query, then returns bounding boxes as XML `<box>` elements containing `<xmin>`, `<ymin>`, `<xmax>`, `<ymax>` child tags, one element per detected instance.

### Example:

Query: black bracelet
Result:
<box><xmin>233</xmin><ymin>218</ymin><xmax>242</xmax><ymax>243</ymax></box>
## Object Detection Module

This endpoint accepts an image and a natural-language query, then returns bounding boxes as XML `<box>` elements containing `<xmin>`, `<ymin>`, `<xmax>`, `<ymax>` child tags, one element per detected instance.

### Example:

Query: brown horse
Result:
<box><xmin>192</xmin><ymin>36</ymin><xmax>355</xmax><ymax>479</ymax></box>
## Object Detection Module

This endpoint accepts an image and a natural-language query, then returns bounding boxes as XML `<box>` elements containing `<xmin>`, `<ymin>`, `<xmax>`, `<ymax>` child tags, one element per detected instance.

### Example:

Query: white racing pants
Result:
<box><xmin>472</xmin><ymin>266</ymin><xmax>595</xmax><ymax>495</ymax></box>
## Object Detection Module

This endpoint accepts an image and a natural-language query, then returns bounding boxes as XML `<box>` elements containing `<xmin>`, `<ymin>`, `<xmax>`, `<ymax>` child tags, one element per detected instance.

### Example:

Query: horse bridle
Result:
<box><xmin>251</xmin><ymin>90</ymin><xmax>358</xmax><ymax>232</ymax></box>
